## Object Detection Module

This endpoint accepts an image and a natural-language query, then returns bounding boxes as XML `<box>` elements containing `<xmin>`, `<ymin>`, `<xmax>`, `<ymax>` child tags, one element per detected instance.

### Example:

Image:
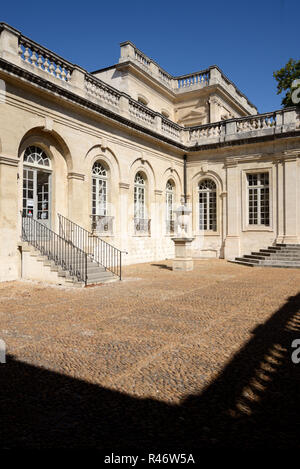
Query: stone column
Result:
<box><xmin>0</xmin><ymin>155</ymin><xmax>19</xmax><ymax>281</ymax></box>
<box><xmin>224</xmin><ymin>158</ymin><xmax>241</xmax><ymax>258</ymax></box>
<box><xmin>282</xmin><ymin>152</ymin><xmax>299</xmax><ymax>244</ymax></box>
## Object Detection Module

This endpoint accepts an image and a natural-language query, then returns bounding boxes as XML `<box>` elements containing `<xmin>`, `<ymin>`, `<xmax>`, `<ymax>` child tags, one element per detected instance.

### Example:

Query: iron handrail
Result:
<box><xmin>58</xmin><ymin>213</ymin><xmax>125</xmax><ymax>280</ymax></box>
<box><xmin>21</xmin><ymin>214</ymin><xmax>88</xmax><ymax>284</ymax></box>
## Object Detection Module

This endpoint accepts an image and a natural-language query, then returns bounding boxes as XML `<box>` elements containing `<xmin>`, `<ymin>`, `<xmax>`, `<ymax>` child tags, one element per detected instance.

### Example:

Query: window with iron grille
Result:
<box><xmin>92</xmin><ymin>162</ymin><xmax>108</xmax><ymax>216</ymax></box>
<box><xmin>166</xmin><ymin>180</ymin><xmax>174</xmax><ymax>233</ymax></box>
<box><xmin>198</xmin><ymin>179</ymin><xmax>217</xmax><ymax>231</ymax></box>
<box><xmin>134</xmin><ymin>172</ymin><xmax>146</xmax><ymax>219</ymax></box>
<box><xmin>247</xmin><ymin>172</ymin><xmax>269</xmax><ymax>226</ymax></box>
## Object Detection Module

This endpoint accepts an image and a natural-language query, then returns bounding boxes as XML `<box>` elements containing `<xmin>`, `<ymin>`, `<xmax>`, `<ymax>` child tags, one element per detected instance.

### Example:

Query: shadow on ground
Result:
<box><xmin>151</xmin><ymin>263</ymin><xmax>173</xmax><ymax>270</ymax></box>
<box><xmin>1</xmin><ymin>293</ymin><xmax>300</xmax><ymax>448</ymax></box>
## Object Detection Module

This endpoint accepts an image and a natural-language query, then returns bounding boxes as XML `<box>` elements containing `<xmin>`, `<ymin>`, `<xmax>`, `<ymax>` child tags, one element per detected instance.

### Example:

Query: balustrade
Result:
<box><xmin>129</xmin><ymin>100</ymin><xmax>156</xmax><ymax>126</ymax></box>
<box><xmin>85</xmin><ymin>75</ymin><xmax>120</xmax><ymax>108</ymax></box>
<box><xmin>161</xmin><ymin>117</ymin><xmax>181</xmax><ymax>139</ymax></box>
<box><xmin>177</xmin><ymin>71</ymin><xmax>209</xmax><ymax>89</ymax></box>
<box><xmin>236</xmin><ymin>113</ymin><xmax>277</xmax><ymax>132</ymax></box>
<box><xmin>18</xmin><ymin>37</ymin><xmax>73</xmax><ymax>82</ymax></box>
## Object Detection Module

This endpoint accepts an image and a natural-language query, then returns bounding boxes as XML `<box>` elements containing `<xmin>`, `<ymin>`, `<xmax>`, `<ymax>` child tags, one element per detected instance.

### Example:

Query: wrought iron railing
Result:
<box><xmin>90</xmin><ymin>214</ymin><xmax>114</xmax><ymax>234</ymax></box>
<box><xmin>58</xmin><ymin>213</ymin><xmax>124</xmax><ymax>280</ymax></box>
<box><xmin>134</xmin><ymin>218</ymin><xmax>151</xmax><ymax>234</ymax></box>
<box><xmin>166</xmin><ymin>219</ymin><xmax>175</xmax><ymax>235</ymax></box>
<box><xmin>21</xmin><ymin>214</ymin><xmax>88</xmax><ymax>284</ymax></box>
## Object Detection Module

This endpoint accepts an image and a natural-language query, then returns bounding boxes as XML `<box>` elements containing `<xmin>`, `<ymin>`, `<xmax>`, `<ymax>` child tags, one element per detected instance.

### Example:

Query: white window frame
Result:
<box><xmin>165</xmin><ymin>180</ymin><xmax>175</xmax><ymax>235</ymax></box>
<box><xmin>134</xmin><ymin>172</ymin><xmax>146</xmax><ymax>220</ymax></box>
<box><xmin>242</xmin><ymin>167</ymin><xmax>274</xmax><ymax>232</ymax></box>
<box><xmin>92</xmin><ymin>162</ymin><xmax>108</xmax><ymax>216</ymax></box>
<box><xmin>197</xmin><ymin>178</ymin><xmax>217</xmax><ymax>232</ymax></box>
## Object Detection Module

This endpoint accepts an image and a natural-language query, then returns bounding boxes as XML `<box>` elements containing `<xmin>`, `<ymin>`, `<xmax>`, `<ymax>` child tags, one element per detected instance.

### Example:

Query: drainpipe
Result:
<box><xmin>183</xmin><ymin>154</ymin><xmax>187</xmax><ymax>203</ymax></box>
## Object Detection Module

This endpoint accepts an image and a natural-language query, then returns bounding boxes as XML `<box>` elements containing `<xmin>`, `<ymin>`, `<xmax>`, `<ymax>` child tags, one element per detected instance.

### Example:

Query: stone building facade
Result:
<box><xmin>0</xmin><ymin>23</ymin><xmax>299</xmax><ymax>284</ymax></box>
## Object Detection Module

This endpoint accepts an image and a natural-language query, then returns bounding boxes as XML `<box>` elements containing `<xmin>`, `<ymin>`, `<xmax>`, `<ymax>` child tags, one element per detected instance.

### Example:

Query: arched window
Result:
<box><xmin>134</xmin><ymin>171</ymin><xmax>150</xmax><ymax>234</ymax></box>
<box><xmin>24</xmin><ymin>146</ymin><xmax>51</xmax><ymax>167</ymax></box>
<box><xmin>22</xmin><ymin>146</ymin><xmax>52</xmax><ymax>226</ymax></box>
<box><xmin>166</xmin><ymin>179</ymin><xmax>175</xmax><ymax>234</ymax></box>
<box><xmin>92</xmin><ymin>161</ymin><xmax>108</xmax><ymax>216</ymax></box>
<box><xmin>134</xmin><ymin>172</ymin><xmax>146</xmax><ymax>219</ymax></box>
<box><xmin>198</xmin><ymin>179</ymin><xmax>217</xmax><ymax>231</ymax></box>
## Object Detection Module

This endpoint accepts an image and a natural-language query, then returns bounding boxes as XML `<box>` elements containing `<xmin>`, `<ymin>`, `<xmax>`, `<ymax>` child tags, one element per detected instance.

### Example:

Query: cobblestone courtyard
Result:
<box><xmin>1</xmin><ymin>259</ymin><xmax>300</xmax><ymax>448</ymax></box>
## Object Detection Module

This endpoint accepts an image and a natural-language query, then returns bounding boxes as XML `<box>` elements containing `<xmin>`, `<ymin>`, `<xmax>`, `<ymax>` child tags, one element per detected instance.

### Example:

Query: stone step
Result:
<box><xmin>251</xmin><ymin>251</ymin><xmax>271</xmax><ymax>257</ymax></box>
<box><xmin>230</xmin><ymin>259</ymin><xmax>300</xmax><ymax>269</ymax></box>
<box><xmin>276</xmin><ymin>243</ymin><xmax>300</xmax><ymax>248</ymax></box>
<box><xmin>21</xmin><ymin>240</ymin><xmax>120</xmax><ymax>286</ymax></box>
<box><xmin>254</xmin><ymin>250</ymin><xmax>300</xmax><ymax>256</ymax></box>
<box><xmin>87</xmin><ymin>272</ymin><xmax>113</xmax><ymax>280</ymax></box>
<box><xmin>261</xmin><ymin>259</ymin><xmax>300</xmax><ymax>266</ymax></box>
<box><xmin>87</xmin><ymin>265</ymin><xmax>106</xmax><ymax>273</ymax></box>
<box><xmin>234</xmin><ymin>242</ymin><xmax>300</xmax><ymax>270</ymax></box>
<box><xmin>86</xmin><ymin>272</ymin><xmax>118</xmax><ymax>285</ymax></box>
<box><xmin>244</xmin><ymin>254</ymin><xmax>266</xmax><ymax>260</ymax></box>
<box><xmin>266</xmin><ymin>254</ymin><xmax>300</xmax><ymax>259</ymax></box>
<box><xmin>229</xmin><ymin>259</ymin><xmax>255</xmax><ymax>267</ymax></box>
<box><xmin>274</xmin><ymin>247</ymin><xmax>300</xmax><ymax>252</ymax></box>
<box><xmin>235</xmin><ymin>257</ymin><xmax>260</xmax><ymax>264</ymax></box>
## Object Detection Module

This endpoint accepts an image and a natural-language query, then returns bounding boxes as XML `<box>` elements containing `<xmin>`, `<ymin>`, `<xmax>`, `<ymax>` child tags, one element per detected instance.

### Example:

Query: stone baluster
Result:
<box><xmin>44</xmin><ymin>55</ymin><xmax>50</xmax><ymax>73</ymax></box>
<box><xmin>37</xmin><ymin>52</ymin><xmax>43</xmax><ymax>69</ymax></box>
<box><xmin>23</xmin><ymin>45</ymin><xmax>30</xmax><ymax>62</ymax></box>
<box><xmin>49</xmin><ymin>60</ymin><xmax>55</xmax><ymax>75</ymax></box>
<box><xmin>31</xmin><ymin>48</ymin><xmax>37</xmax><ymax>67</ymax></box>
<box><xmin>55</xmin><ymin>62</ymin><xmax>62</xmax><ymax>80</ymax></box>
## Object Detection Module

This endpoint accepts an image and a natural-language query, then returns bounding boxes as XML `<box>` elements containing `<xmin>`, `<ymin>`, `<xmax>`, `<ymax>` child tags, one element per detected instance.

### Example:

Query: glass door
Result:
<box><xmin>23</xmin><ymin>167</ymin><xmax>51</xmax><ymax>229</ymax></box>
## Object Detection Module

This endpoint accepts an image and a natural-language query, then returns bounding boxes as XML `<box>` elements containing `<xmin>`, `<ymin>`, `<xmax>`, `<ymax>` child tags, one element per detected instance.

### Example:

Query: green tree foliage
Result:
<box><xmin>273</xmin><ymin>59</ymin><xmax>300</xmax><ymax>107</ymax></box>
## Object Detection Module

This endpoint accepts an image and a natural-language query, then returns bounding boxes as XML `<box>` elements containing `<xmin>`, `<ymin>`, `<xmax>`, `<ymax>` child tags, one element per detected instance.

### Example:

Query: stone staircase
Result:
<box><xmin>20</xmin><ymin>242</ymin><xmax>118</xmax><ymax>287</ymax></box>
<box><xmin>231</xmin><ymin>244</ymin><xmax>300</xmax><ymax>268</ymax></box>
<box><xmin>85</xmin><ymin>257</ymin><xmax>118</xmax><ymax>285</ymax></box>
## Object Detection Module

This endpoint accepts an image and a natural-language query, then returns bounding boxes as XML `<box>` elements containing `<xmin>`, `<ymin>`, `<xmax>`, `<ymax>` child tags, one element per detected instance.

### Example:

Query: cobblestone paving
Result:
<box><xmin>1</xmin><ymin>259</ymin><xmax>300</xmax><ymax>448</ymax></box>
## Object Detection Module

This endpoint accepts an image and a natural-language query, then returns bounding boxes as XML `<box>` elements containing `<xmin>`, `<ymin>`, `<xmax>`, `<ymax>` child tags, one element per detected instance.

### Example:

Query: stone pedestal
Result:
<box><xmin>172</xmin><ymin>237</ymin><xmax>194</xmax><ymax>271</ymax></box>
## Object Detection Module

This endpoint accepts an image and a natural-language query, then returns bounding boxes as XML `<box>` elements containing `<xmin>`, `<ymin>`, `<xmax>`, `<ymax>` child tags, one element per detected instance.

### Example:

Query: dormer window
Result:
<box><xmin>137</xmin><ymin>95</ymin><xmax>149</xmax><ymax>106</ymax></box>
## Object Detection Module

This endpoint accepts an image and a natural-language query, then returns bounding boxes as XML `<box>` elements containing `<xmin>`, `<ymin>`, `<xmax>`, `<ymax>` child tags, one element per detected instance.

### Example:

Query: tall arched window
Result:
<box><xmin>92</xmin><ymin>161</ymin><xmax>113</xmax><ymax>233</ymax></box>
<box><xmin>166</xmin><ymin>179</ymin><xmax>175</xmax><ymax>234</ymax></box>
<box><xmin>134</xmin><ymin>172</ymin><xmax>146</xmax><ymax>219</ymax></box>
<box><xmin>198</xmin><ymin>179</ymin><xmax>217</xmax><ymax>231</ymax></box>
<box><xmin>92</xmin><ymin>161</ymin><xmax>108</xmax><ymax>216</ymax></box>
<box><xmin>134</xmin><ymin>172</ymin><xmax>150</xmax><ymax>234</ymax></box>
<box><xmin>22</xmin><ymin>146</ymin><xmax>52</xmax><ymax>228</ymax></box>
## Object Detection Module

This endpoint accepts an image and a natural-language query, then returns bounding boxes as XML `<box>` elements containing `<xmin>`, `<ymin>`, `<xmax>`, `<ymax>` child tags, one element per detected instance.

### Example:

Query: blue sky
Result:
<box><xmin>1</xmin><ymin>0</ymin><xmax>299</xmax><ymax>113</ymax></box>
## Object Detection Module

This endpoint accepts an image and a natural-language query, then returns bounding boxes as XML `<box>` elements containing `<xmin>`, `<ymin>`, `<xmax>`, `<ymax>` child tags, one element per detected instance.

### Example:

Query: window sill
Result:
<box><xmin>194</xmin><ymin>231</ymin><xmax>220</xmax><ymax>237</ymax></box>
<box><xmin>133</xmin><ymin>233</ymin><xmax>151</xmax><ymax>237</ymax></box>
<box><xmin>242</xmin><ymin>225</ymin><xmax>274</xmax><ymax>232</ymax></box>
<box><xmin>93</xmin><ymin>231</ymin><xmax>114</xmax><ymax>237</ymax></box>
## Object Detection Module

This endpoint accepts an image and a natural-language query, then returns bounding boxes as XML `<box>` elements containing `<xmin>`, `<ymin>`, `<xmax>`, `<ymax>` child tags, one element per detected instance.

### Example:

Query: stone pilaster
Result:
<box><xmin>153</xmin><ymin>189</ymin><xmax>163</xmax><ymax>259</ymax></box>
<box><xmin>119</xmin><ymin>182</ymin><xmax>130</xmax><ymax>253</ymax></box>
<box><xmin>0</xmin><ymin>155</ymin><xmax>19</xmax><ymax>281</ymax></box>
<box><xmin>67</xmin><ymin>172</ymin><xmax>87</xmax><ymax>229</ymax></box>
<box><xmin>275</xmin><ymin>159</ymin><xmax>284</xmax><ymax>244</ymax></box>
<box><xmin>224</xmin><ymin>158</ymin><xmax>241</xmax><ymax>258</ymax></box>
<box><xmin>282</xmin><ymin>152</ymin><xmax>299</xmax><ymax>244</ymax></box>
